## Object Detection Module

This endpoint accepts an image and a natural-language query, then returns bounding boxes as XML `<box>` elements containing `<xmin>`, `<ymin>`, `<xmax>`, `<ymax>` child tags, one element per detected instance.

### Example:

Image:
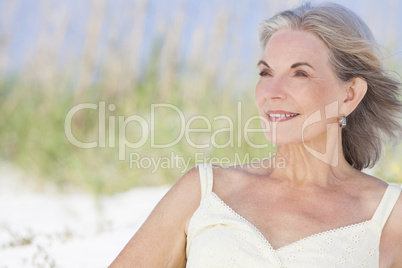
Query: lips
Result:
<box><xmin>266</xmin><ymin>110</ymin><xmax>300</xmax><ymax>122</ymax></box>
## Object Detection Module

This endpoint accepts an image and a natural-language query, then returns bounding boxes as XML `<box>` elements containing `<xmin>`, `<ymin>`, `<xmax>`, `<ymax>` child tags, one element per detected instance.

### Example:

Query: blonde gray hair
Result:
<box><xmin>259</xmin><ymin>2</ymin><xmax>402</xmax><ymax>170</ymax></box>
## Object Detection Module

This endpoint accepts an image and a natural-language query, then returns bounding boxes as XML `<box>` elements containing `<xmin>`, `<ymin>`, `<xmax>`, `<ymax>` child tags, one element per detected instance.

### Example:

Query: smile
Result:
<box><xmin>268</xmin><ymin>113</ymin><xmax>298</xmax><ymax>118</ymax></box>
<box><xmin>266</xmin><ymin>111</ymin><xmax>300</xmax><ymax>122</ymax></box>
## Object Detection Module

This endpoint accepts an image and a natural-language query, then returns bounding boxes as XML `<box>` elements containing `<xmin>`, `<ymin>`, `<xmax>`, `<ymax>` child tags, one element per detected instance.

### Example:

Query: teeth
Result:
<box><xmin>269</xmin><ymin>113</ymin><xmax>298</xmax><ymax>118</ymax></box>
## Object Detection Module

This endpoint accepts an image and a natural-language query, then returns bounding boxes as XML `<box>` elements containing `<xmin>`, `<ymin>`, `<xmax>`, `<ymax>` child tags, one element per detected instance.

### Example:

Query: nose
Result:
<box><xmin>258</xmin><ymin>77</ymin><xmax>287</xmax><ymax>101</ymax></box>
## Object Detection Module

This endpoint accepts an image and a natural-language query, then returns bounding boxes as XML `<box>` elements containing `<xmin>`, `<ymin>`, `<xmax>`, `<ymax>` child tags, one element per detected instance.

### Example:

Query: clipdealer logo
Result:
<box><xmin>128</xmin><ymin>152</ymin><xmax>286</xmax><ymax>173</ymax></box>
<box><xmin>64</xmin><ymin>102</ymin><xmax>270</xmax><ymax>161</ymax></box>
<box><xmin>64</xmin><ymin>100</ymin><xmax>341</xmax><ymax>169</ymax></box>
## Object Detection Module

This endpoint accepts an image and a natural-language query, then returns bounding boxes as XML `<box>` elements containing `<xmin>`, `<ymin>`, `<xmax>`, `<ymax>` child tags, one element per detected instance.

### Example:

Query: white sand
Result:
<box><xmin>0</xmin><ymin>162</ymin><xmax>170</xmax><ymax>268</ymax></box>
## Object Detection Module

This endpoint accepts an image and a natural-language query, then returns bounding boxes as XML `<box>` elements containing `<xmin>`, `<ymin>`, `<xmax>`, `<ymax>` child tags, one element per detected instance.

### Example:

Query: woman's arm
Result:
<box><xmin>381</xmin><ymin>192</ymin><xmax>402</xmax><ymax>268</ymax></box>
<box><xmin>390</xmin><ymin>194</ymin><xmax>402</xmax><ymax>267</ymax></box>
<box><xmin>109</xmin><ymin>167</ymin><xmax>201</xmax><ymax>267</ymax></box>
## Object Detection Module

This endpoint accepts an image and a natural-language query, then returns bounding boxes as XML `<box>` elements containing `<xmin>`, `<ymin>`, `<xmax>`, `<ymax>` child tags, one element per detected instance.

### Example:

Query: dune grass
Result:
<box><xmin>0</xmin><ymin>3</ymin><xmax>272</xmax><ymax>195</ymax></box>
<box><xmin>0</xmin><ymin>1</ymin><xmax>401</xmax><ymax>195</ymax></box>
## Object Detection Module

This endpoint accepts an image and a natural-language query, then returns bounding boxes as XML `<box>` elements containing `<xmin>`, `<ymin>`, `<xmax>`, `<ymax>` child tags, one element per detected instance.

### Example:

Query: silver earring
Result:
<box><xmin>339</xmin><ymin>115</ymin><xmax>346</xmax><ymax>128</ymax></box>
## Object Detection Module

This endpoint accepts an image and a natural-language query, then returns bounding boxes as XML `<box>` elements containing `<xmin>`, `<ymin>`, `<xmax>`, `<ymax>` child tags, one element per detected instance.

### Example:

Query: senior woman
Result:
<box><xmin>110</xmin><ymin>3</ymin><xmax>402</xmax><ymax>267</ymax></box>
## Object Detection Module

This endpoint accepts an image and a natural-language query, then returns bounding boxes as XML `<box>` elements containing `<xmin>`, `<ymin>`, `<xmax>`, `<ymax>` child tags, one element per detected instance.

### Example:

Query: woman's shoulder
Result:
<box><xmin>173</xmin><ymin>163</ymin><xmax>252</xmax><ymax>198</ymax></box>
<box><xmin>389</xmin><ymin>183</ymin><xmax>402</xmax><ymax>232</ymax></box>
<box><xmin>351</xmin><ymin>172</ymin><xmax>402</xmax><ymax>265</ymax></box>
<box><xmin>209</xmin><ymin>161</ymin><xmax>274</xmax><ymax>197</ymax></box>
<box><xmin>380</xmin><ymin>183</ymin><xmax>402</xmax><ymax>266</ymax></box>
<box><xmin>358</xmin><ymin>173</ymin><xmax>402</xmax><ymax>264</ymax></box>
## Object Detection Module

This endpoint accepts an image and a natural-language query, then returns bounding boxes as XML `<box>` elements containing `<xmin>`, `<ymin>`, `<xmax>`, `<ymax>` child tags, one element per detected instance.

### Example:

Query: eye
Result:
<box><xmin>259</xmin><ymin>70</ymin><xmax>272</xmax><ymax>77</ymax></box>
<box><xmin>294</xmin><ymin>70</ymin><xmax>308</xmax><ymax>77</ymax></box>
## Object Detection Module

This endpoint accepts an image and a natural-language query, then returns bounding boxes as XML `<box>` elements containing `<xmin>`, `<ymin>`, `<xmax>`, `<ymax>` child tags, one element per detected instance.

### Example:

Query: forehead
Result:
<box><xmin>263</xmin><ymin>29</ymin><xmax>330</xmax><ymax>66</ymax></box>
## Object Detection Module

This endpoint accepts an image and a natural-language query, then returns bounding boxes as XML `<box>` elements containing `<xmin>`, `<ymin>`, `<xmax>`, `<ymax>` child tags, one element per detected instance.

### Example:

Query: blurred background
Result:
<box><xmin>0</xmin><ymin>0</ymin><xmax>401</xmax><ymax>266</ymax></box>
<box><xmin>0</xmin><ymin>0</ymin><xmax>401</xmax><ymax>196</ymax></box>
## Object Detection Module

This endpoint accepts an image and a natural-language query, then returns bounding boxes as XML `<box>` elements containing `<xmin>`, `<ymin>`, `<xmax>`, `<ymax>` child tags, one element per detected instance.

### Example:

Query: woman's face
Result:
<box><xmin>255</xmin><ymin>29</ymin><xmax>346</xmax><ymax>145</ymax></box>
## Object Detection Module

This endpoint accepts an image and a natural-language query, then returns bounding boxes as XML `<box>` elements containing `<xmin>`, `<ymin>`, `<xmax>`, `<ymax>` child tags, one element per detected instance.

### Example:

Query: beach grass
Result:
<box><xmin>0</xmin><ymin>0</ymin><xmax>401</xmax><ymax>195</ymax></box>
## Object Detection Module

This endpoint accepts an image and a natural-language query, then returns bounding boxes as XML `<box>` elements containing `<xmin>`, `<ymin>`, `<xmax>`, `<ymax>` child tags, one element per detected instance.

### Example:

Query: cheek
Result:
<box><xmin>292</xmin><ymin>83</ymin><xmax>339</xmax><ymax>114</ymax></box>
<box><xmin>254</xmin><ymin>83</ymin><xmax>264</xmax><ymax>109</ymax></box>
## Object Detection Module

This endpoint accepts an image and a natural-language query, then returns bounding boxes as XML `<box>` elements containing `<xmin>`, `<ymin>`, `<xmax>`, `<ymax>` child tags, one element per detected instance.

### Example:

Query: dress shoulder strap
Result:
<box><xmin>372</xmin><ymin>184</ymin><xmax>401</xmax><ymax>230</ymax></box>
<box><xmin>197</xmin><ymin>163</ymin><xmax>214</xmax><ymax>200</ymax></box>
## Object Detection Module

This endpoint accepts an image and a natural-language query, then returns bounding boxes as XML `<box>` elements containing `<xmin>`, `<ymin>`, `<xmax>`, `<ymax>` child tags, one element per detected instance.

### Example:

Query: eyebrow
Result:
<box><xmin>291</xmin><ymin>62</ymin><xmax>315</xmax><ymax>70</ymax></box>
<box><xmin>257</xmin><ymin>60</ymin><xmax>269</xmax><ymax>68</ymax></box>
<box><xmin>257</xmin><ymin>60</ymin><xmax>315</xmax><ymax>71</ymax></box>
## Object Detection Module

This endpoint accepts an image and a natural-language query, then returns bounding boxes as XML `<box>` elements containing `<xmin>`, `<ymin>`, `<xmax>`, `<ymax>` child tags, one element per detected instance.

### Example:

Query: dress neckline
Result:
<box><xmin>208</xmin><ymin>185</ymin><xmax>390</xmax><ymax>252</ymax></box>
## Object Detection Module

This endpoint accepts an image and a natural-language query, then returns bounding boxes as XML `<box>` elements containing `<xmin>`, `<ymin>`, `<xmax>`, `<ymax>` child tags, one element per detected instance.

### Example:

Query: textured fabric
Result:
<box><xmin>186</xmin><ymin>163</ymin><xmax>401</xmax><ymax>268</ymax></box>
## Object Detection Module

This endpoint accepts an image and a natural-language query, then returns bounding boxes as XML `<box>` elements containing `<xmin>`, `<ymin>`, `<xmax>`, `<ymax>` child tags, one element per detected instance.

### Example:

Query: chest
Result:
<box><xmin>220</xmin><ymin>185</ymin><xmax>370</xmax><ymax>250</ymax></box>
<box><xmin>187</xmin><ymin>192</ymin><xmax>382</xmax><ymax>268</ymax></box>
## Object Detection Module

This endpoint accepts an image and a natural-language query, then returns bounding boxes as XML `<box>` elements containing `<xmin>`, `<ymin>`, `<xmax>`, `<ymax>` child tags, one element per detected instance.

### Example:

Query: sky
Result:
<box><xmin>1</xmin><ymin>0</ymin><xmax>401</xmax><ymax>79</ymax></box>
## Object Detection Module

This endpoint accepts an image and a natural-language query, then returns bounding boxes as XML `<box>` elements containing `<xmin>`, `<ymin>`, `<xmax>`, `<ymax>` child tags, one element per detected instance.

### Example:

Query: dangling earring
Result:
<box><xmin>339</xmin><ymin>115</ymin><xmax>346</xmax><ymax>128</ymax></box>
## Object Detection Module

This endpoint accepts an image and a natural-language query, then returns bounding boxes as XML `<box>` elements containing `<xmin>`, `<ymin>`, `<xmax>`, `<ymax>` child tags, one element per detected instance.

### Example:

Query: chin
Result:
<box><xmin>263</xmin><ymin>133</ymin><xmax>303</xmax><ymax>146</ymax></box>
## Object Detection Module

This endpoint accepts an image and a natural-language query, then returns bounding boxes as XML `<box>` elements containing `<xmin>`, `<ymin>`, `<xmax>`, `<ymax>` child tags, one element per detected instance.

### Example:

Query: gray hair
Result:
<box><xmin>259</xmin><ymin>2</ymin><xmax>402</xmax><ymax>170</ymax></box>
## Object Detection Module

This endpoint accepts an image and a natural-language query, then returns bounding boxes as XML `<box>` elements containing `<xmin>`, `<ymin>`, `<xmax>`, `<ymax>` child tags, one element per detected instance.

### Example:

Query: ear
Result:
<box><xmin>341</xmin><ymin>77</ymin><xmax>367</xmax><ymax>115</ymax></box>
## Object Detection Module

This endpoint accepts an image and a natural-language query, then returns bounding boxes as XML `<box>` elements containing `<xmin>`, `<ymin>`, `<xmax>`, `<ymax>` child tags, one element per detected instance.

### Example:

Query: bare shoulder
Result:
<box><xmin>169</xmin><ymin>165</ymin><xmax>202</xmax><ymax>206</ymax></box>
<box><xmin>169</xmin><ymin>165</ymin><xmax>203</xmax><ymax>227</ymax></box>
<box><xmin>388</xmin><ymin>184</ymin><xmax>402</xmax><ymax>223</ymax></box>
<box><xmin>352</xmin><ymin>171</ymin><xmax>389</xmax><ymax>206</ymax></box>
<box><xmin>383</xmin><ymin>184</ymin><xmax>402</xmax><ymax>267</ymax></box>
<box><xmin>363</xmin><ymin>170</ymin><xmax>402</xmax><ymax>267</ymax></box>
<box><xmin>109</xmin><ymin>166</ymin><xmax>201</xmax><ymax>268</ymax></box>
<box><xmin>141</xmin><ymin>165</ymin><xmax>202</xmax><ymax>229</ymax></box>
<box><xmin>210</xmin><ymin>161</ymin><xmax>273</xmax><ymax>198</ymax></box>
<box><xmin>331</xmin><ymin>172</ymin><xmax>402</xmax><ymax>266</ymax></box>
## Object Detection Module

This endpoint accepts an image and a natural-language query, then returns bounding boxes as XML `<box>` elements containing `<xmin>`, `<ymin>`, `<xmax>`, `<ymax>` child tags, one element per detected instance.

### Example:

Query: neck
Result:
<box><xmin>269</xmin><ymin>125</ymin><xmax>356</xmax><ymax>187</ymax></box>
